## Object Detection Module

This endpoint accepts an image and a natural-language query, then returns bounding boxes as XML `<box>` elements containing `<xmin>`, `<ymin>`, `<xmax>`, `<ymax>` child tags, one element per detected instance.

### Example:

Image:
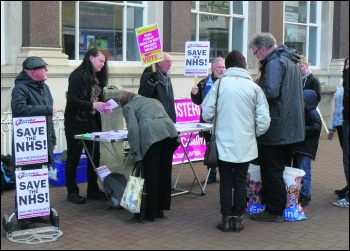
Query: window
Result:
<box><xmin>284</xmin><ymin>1</ymin><xmax>321</xmax><ymax>66</ymax></box>
<box><xmin>191</xmin><ymin>1</ymin><xmax>247</xmax><ymax>62</ymax></box>
<box><xmin>1</xmin><ymin>1</ymin><xmax>5</xmax><ymax>65</ymax></box>
<box><xmin>62</xmin><ymin>1</ymin><xmax>145</xmax><ymax>62</ymax></box>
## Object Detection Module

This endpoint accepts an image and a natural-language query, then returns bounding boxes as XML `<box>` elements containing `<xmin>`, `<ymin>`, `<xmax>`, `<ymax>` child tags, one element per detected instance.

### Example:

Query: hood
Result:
<box><xmin>267</xmin><ymin>44</ymin><xmax>300</xmax><ymax>64</ymax></box>
<box><xmin>303</xmin><ymin>70</ymin><xmax>313</xmax><ymax>79</ymax></box>
<box><xmin>303</xmin><ymin>89</ymin><xmax>318</xmax><ymax>111</ymax></box>
<box><xmin>15</xmin><ymin>71</ymin><xmax>45</xmax><ymax>89</ymax></box>
<box><xmin>223</xmin><ymin>67</ymin><xmax>253</xmax><ymax>81</ymax></box>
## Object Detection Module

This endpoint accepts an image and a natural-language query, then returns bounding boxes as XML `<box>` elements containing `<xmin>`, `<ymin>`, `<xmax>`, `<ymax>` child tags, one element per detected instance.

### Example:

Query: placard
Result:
<box><xmin>12</xmin><ymin>116</ymin><xmax>48</xmax><ymax>166</ymax></box>
<box><xmin>135</xmin><ymin>23</ymin><xmax>163</xmax><ymax>65</ymax></box>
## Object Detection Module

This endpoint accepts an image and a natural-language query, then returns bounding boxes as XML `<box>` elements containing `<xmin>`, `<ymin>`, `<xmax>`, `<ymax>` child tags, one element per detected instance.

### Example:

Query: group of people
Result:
<box><xmin>10</xmin><ymin>32</ymin><xmax>349</xmax><ymax>232</ymax></box>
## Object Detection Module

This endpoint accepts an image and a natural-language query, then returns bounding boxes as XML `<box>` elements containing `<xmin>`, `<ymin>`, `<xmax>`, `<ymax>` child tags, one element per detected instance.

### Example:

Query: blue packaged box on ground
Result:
<box><xmin>48</xmin><ymin>152</ymin><xmax>87</xmax><ymax>187</ymax></box>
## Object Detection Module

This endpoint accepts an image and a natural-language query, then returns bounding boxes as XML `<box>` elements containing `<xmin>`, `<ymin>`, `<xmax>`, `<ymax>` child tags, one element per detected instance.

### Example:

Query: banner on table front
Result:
<box><xmin>173</xmin><ymin>98</ymin><xmax>207</xmax><ymax>165</ymax></box>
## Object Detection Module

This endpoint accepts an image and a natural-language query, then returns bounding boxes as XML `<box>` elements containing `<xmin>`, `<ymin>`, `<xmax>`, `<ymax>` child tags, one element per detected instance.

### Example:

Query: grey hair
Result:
<box><xmin>211</xmin><ymin>57</ymin><xmax>224</xmax><ymax>70</ymax></box>
<box><xmin>249</xmin><ymin>32</ymin><xmax>277</xmax><ymax>49</ymax></box>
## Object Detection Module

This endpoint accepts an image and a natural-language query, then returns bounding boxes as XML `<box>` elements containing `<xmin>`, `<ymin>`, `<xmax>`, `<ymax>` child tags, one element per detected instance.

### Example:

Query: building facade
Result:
<box><xmin>1</xmin><ymin>1</ymin><xmax>349</xmax><ymax>123</ymax></box>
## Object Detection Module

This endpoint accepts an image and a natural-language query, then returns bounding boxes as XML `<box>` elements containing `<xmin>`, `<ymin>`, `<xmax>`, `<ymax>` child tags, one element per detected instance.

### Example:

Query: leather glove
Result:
<box><xmin>148</xmin><ymin>71</ymin><xmax>159</xmax><ymax>85</ymax></box>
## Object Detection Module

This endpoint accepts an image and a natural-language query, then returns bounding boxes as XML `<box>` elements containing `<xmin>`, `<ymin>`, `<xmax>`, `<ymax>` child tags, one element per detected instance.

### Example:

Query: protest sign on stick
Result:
<box><xmin>184</xmin><ymin>41</ymin><xmax>210</xmax><ymax>77</ymax></box>
<box><xmin>135</xmin><ymin>23</ymin><xmax>163</xmax><ymax>66</ymax></box>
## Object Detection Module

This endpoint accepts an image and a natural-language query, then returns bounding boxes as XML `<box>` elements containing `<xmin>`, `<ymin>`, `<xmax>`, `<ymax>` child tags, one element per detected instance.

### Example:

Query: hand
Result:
<box><xmin>52</xmin><ymin>106</ymin><xmax>57</xmax><ymax>116</ymax></box>
<box><xmin>149</xmin><ymin>71</ymin><xmax>159</xmax><ymax>84</ymax></box>
<box><xmin>327</xmin><ymin>131</ymin><xmax>334</xmax><ymax>140</ymax></box>
<box><xmin>52</xmin><ymin>145</ymin><xmax>56</xmax><ymax>151</ymax></box>
<box><xmin>191</xmin><ymin>87</ymin><xmax>199</xmax><ymax>95</ymax></box>
<box><xmin>102</xmin><ymin>109</ymin><xmax>113</xmax><ymax>114</ymax></box>
<box><xmin>93</xmin><ymin>102</ymin><xmax>107</xmax><ymax>111</ymax></box>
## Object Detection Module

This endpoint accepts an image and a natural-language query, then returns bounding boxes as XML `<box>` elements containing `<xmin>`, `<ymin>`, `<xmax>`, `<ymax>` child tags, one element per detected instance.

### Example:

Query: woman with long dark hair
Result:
<box><xmin>64</xmin><ymin>48</ymin><xmax>112</xmax><ymax>204</ymax></box>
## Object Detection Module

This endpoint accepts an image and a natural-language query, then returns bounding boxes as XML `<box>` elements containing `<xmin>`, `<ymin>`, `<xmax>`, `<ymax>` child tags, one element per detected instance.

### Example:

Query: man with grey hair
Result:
<box><xmin>191</xmin><ymin>57</ymin><xmax>226</xmax><ymax>184</ymax></box>
<box><xmin>248</xmin><ymin>33</ymin><xmax>305</xmax><ymax>222</ymax></box>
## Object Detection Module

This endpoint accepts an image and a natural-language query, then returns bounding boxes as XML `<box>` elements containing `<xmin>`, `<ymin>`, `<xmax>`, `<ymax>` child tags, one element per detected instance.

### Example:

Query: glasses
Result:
<box><xmin>253</xmin><ymin>47</ymin><xmax>261</xmax><ymax>58</ymax></box>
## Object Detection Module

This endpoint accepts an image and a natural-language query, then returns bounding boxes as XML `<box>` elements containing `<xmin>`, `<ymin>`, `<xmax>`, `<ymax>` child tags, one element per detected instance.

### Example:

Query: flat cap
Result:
<box><xmin>22</xmin><ymin>56</ymin><xmax>48</xmax><ymax>70</ymax></box>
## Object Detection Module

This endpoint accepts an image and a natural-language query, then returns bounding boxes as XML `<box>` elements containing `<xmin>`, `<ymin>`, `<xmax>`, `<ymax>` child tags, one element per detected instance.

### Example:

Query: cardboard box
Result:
<box><xmin>49</xmin><ymin>152</ymin><xmax>87</xmax><ymax>187</ymax></box>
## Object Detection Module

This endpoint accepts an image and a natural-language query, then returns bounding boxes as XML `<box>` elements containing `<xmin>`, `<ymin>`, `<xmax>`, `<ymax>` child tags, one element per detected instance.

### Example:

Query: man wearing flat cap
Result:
<box><xmin>11</xmin><ymin>56</ymin><xmax>57</xmax><ymax>230</ymax></box>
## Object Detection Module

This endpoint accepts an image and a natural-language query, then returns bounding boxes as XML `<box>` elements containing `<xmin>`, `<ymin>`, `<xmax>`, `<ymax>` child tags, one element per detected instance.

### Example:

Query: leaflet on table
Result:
<box><xmin>97</xmin><ymin>99</ymin><xmax>118</xmax><ymax>114</ymax></box>
<box><xmin>175</xmin><ymin>122</ymin><xmax>212</xmax><ymax>130</ymax></box>
<box><xmin>80</xmin><ymin>130</ymin><xmax>127</xmax><ymax>139</ymax></box>
<box><xmin>96</xmin><ymin>165</ymin><xmax>111</xmax><ymax>182</ymax></box>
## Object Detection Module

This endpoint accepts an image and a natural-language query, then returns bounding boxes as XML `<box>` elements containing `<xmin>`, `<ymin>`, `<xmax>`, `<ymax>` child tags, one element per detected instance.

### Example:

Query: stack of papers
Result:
<box><xmin>91</xmin><ymin>130</ymin><xmax>127</xmax><ymax>139</ymax></box>
<box><xmin>97</xmin><ymin>99</ymin><xmax>118</xmax><ymax>114</ymax></box>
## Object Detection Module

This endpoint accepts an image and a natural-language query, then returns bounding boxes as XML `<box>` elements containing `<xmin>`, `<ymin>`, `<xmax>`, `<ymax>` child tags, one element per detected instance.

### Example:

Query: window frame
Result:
<box><xmin>65</xmin><ymin>1</ymin><xmax>147</xmax><ymax>66</ymax></box>
<box><xmin>191</xmin><ymin>1</ymin><xmax>248</xmax><ymax>59</ymax></box>
<box><xmin>283</xmin><ymin>1</ymin><xmax>322</xmax><ymax>68</ymax></box>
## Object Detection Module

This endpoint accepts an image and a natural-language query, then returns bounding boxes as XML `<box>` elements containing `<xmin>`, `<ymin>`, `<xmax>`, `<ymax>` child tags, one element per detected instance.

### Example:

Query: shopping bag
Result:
<box><xmin>203</xmin><ymin>135</ymin><xmax>218</xmax><ymax>167</ymax></box>
<box><xmin>120</xmin><ymin>173</ymin><xmax>145</xmax><ymax>213</ymax></box>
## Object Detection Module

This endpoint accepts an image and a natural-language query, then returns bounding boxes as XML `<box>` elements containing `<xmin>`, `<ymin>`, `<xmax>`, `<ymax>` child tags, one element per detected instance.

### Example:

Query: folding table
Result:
<box><xmin>172</xmin><ymin>122</ymin><xmax>213</xmax><ymax>197</ymax></box>
<box><xmin>74</xmin><ymin>130</ymin><xmax>130</xmax><ymax>175</ymax></box>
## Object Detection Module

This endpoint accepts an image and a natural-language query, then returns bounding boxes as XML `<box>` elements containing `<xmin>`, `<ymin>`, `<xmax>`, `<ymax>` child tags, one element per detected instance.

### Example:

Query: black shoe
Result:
<box><xmin>133</xmin><ymin>213</ymin><xmax>154</xmax><ymax>221</ymax></box>
<box><xmin>87</xmin><ymin>190</ymin><xmax>107</xmax><ymax>201</ymax></box>
<box><xmin>217</xmin><ymin>216</ymin><xmax>232</xmax><ymax>232</ymax></box>
<box><xmin>31</xmin><ymin>215</ymin><xmax>50</xmax><ymax>224</ymax></box>
<box><xmin>335</xmin><ymin>186</ymin><xmax>348</xmax><ymax>195</ymax></box>
<box><xmin>338</xmin><ymin>192</ymin><xmax>348</xmax><ymax>199</ymax></box>
<box><xmin>67</xmin><ymin>192</ymin><xmax>86</xmax><ymax>204</ymax></box>
<box><xmin>157</xmin><ymin>210</ymin><xmax>164</xmax><ymax>218</ymax></box>
<box><xmin>299</xmin><ymin>195</ymin><xmax>310</xmax><ymax>207</ymax></box>
<box><xmin>250</xmin><ymin>211</ymin><xmax>284</xmax><ymax>223</ymax></box>
<box><xmin>17</xmin><ymin>218</ymin><xmax>35</xmax><ymax>230</ymax></box>
<box><xmin>232</xmin><ymin>216</ymin><xmax>244</xmax><ymax>233</ymax></box>
<box><xmin>206</xmin><ymin>176</ymin><xmax>217</xmax><ymax>184</ymax></box>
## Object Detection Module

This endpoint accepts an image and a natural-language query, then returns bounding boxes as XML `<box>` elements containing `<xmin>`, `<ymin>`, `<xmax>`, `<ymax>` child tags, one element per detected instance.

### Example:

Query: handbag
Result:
<box><xmin>120</xmin><ymin>162</ymin><xmax>145</xmax><ymax>213</ymax></box>
<box><xmin>203</xmin><ymin>78</ymin><xmax>221</xmax><ymax>167</ymax></box>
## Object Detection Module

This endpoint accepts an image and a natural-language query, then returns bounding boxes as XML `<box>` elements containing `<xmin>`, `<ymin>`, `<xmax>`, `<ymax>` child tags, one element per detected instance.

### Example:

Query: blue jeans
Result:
<box><xmin>342</xmin><ymin>120</ymin><xmax>349</xmax><ymax>201</ymax></box>
<box><xmin>218</xmin><ymin>160</ymin><xmax>249</xmax><ymax>217</ymax></box>
<box><xmin>296</xmin><ymin>153</ymin><xmax>312</xmax><ymax>198</ymax></box>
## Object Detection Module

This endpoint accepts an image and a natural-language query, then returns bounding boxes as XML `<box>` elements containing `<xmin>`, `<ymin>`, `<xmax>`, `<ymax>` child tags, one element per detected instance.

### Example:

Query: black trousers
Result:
<box><xmin>65</xmin><ymin>136</ymin><xmax>100</xmax><ymax>194</ymax></box>
<box><xmin>258</xmin><ymin>144</ymin><xmax>292</xmax><ymax>216</ymax></box>
<box><xmin>218</xmin><ymin>160</ymin><xmax>249</xmax><ymax>217</ymax></box>
<box><xmin>65</xmin><ymin>119</ymin><xmax>101</xmax><ymax>195</ymax></box>
<box><xmin>142</xmin><ymin>137</ymin><xmax>178</xmax><ymax>219</ymax></box>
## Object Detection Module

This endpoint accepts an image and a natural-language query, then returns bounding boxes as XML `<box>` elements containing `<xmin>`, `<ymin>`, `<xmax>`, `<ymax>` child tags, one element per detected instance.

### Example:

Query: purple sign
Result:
<box><xmin>173</xmin><ymin>98</ymin><xmax>207</xmax><ymax>165</ymax></box>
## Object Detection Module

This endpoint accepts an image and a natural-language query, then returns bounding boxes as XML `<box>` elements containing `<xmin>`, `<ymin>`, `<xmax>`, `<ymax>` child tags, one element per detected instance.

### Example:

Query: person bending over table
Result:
<box><xmin>119</xmin><ymin>91</ymin><xmax>180</xmax><ymax>221</ymax></box>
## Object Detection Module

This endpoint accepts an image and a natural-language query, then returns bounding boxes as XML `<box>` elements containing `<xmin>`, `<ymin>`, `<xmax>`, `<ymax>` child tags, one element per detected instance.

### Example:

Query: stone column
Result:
<box><xmin>17</xmin><ymin>1</ymin><xmax>68</xmax><ymax>70</ymax></box>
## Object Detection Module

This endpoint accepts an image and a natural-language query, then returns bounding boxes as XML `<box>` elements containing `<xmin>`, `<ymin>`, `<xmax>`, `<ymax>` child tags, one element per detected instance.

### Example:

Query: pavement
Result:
<box><xmin>1</xmin><ymin>136</ymin><xmax>349</xmax><ymax>250</ymax></box>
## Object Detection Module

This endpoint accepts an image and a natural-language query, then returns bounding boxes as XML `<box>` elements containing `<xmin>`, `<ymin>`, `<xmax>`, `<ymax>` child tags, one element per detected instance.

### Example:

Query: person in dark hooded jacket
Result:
<box><xmin>248</xmin><ymin>33</ymin><xmax>305</xmax><ymax>222</ymax></box>
<box><xmin>11</xmin><ymin>56</ymin><xmax>57</xmax><ymax>230</ymax></box>
<box><xmin>293</xmin><ymin>90</ymin><xmax>322</xmax><ymax>207</ymax></box>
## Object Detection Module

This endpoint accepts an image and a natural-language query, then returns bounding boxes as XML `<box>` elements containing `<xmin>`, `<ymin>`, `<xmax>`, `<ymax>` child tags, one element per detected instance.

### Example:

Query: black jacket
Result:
<box><xmin>64</xmin><ymin>69</ymin><xmax>103</xmax><ymax>136</ymax></box>
<box><xmin>138</xmin><ymin>65</ymin><xmax>176</xmax><ymax>122</ymax></box>
<box><xmin>293</xmin><ymin>90</ymin><xmax>322</xmax><ymax>160</ymax></box>
<box><xmin>343</xmin><ymin>68</ymin><xmax>349</xmax><ymax>122</ymax></box>
<box><xmin>303</xmin><ymin>72</ymin><xmax>321</xmax><ymax>104</ymax></box>
<box><xmin>11</xmin><ymin>71</ymin><xmax>56</xmax><ymax>165</ymax></box>
<box><xmin>257</xmin><ymin>45</ymin><xmax>305</xmax><ymax>145</ymax></box>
